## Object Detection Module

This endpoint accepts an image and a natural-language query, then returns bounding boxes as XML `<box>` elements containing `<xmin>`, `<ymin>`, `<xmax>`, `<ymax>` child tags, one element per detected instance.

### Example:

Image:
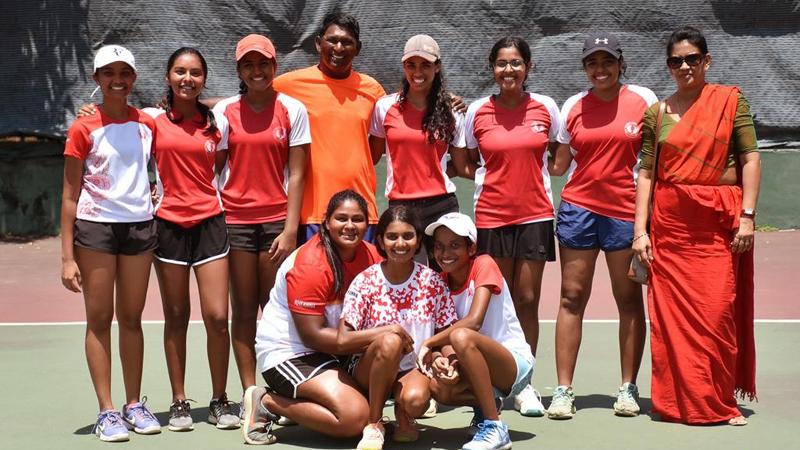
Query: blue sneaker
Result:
<box><xmin>468</xmin><ymin>397</ymin><xmax>503</xmax><ymax>435</ymax></box>
<box><xmin>93</xmin><ymin>410</ymin><xmax>129</xmax><ymax>442</ymax></box>
<box><xmin>462</xmin><ymin>420</ymin><xmax>512</xmax><ymax>450</ymax></box>
<box><xmin>123</xmin><ymin>397</ymin><xmax>162</xmax><ymax>434</ymax></box>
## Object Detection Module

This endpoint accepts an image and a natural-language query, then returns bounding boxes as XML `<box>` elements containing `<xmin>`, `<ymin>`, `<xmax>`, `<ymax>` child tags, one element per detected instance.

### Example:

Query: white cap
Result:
<box><xmin>93</xmin><ymin>45</ymin><xmax>136</xmax><ymax>72</ymax></box>
<box><xmin>424</xmin><ymin>212</ymin><xmax>477</xmax><ymax>243</ymax></box>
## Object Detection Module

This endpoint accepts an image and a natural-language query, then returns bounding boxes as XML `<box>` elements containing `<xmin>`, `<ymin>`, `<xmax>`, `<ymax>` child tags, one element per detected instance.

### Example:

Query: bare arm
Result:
<box><xmin>60</xmin><ymin>157</ymin><xmax>83</xmax><ymax>293</ymax></box>
<box><xmin>548</xmin><ymin>142</ymin><xmax>573</xmax><ymax>176</ymax></box>
<box><xmin>732</xmin><ymin>151</ymin><xmax>761</xmax><ymax>253</ymax></box>
<box><xmin>269</xmin><ymin>144</ymin><xmax>308</xmax><ymax>263</ymax></box>
<box><xmin>424</xmin><ymin>285</ymin><xmax>491</xmax><ymax>350</ymax></box>
<box><xmin>631</xmin><ymin>169</ymin><xmax>654</xmax><ymax>267</ymax></box>
<box><xmin>450</xmin><ymin>146</ymin><xmax>480</xmax><ymax>180</ymax></box>
<box><xmin>369</xmin><ymin>135</ymin><xmax>385</xmax><ymax>166</ymax></box>
<box><xmin>336</xmin><ymin>319</ymin><xmax>414</xmax><ymax>355</ymax></box>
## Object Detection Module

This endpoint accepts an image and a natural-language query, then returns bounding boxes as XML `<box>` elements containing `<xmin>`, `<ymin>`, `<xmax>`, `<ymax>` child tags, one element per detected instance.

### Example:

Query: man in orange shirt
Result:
<box><xmin>273</xmin><ymin>12</ymin><xmax>386</xmax><ymax>243</ymax></box>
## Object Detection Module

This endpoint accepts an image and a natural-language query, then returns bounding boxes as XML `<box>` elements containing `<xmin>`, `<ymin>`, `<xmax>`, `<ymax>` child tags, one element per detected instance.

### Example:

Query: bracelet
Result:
<box><xmin>633</xmin><ymin>233</ymin><xmax>649</xmax><ymax>242</ymax></box>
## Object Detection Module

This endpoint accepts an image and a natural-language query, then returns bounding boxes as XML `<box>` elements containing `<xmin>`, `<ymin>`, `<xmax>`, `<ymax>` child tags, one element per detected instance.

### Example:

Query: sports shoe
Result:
<box><xmin>462</xmin><ymin>420</ymin><xmax>512</xmax><ymax>450</ymax></box>
<box><xmin>356</xmin><ymin>422</ymin><xmax>386</xmax><ymax>450</ymax></box>
<box><xmin>613</xmin><ymin>382</ymin><xmax>640</xmax><ymax>417</ymax></box>
<box><xmin>547</xmin><ymin>385</ymin><xmax>576</xmax><ymax>420</ymax></box>
<box><xmin>468</xmin><ymin>397</ymin><xmax>503</xmax><ymax>435</ymax></box>
<box><xmin>122</xmin><ymin>397</ymin><xmax>162</xmax><ymax>434</ymax></box>
<box><xmin>93</xmin><ymin>410</ymin><xmax>130</xmax><ymax>442</ymax></box>
<box><xmin>241</xmin><ymin>386</ymin><xmax>279</xmax><ymax>445</ymax></box>
<box><xmin>393</xmin><ymin>403</ymin><xmax>419</xmax><ymax>442</ymax></box>
<box><xmin>418</xmin><ymin>398</ymin><xmax>437</xmax><ymax>419</ymax></box>
<box><xmin>514</xmin><ymin>384</ymin><xmax>545</xmax><ymax>417</ymax></box>
<box><xmin>209</xmin><ymin>393</ymin><xmax>241</xmax><ymax>429</ymax></box>
<box><xmin>168</xmin><ymin>399</ymin><xmax>194</xmax><ymax>432</ymax></box>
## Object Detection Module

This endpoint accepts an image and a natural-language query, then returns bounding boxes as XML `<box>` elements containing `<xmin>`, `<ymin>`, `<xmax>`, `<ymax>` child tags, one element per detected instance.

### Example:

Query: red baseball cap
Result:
<box><xmin>235</xmin><ymin>34</ymin><xmax>277</xmax><ymax>62</ymax></box>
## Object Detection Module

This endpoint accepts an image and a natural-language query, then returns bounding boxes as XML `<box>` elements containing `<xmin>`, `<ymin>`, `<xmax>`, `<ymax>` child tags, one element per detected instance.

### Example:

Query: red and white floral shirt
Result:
<box><xmin>342</xmin><ymin>261</ymin><xmax>456</xmax><ymax>371</ymax></box>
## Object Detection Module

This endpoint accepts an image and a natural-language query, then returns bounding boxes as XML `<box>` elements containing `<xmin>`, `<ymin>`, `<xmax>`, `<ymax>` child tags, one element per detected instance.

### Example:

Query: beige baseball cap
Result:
<box><xmin>402</xmin><ymin>34</ymin><xmax>441</xmax><ymax>62</ymax></box>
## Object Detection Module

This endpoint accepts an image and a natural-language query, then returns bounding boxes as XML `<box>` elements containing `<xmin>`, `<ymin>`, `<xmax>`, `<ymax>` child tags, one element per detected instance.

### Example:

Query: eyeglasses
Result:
<box><xmin>666</xmin><ymin>53</ymin><xmax>704</xmax><ymax>69</ymax></box>
<box><xmin>493</xmin><ymin>59</ymin><xmax>526</xmax><ymax>70</ymax></box>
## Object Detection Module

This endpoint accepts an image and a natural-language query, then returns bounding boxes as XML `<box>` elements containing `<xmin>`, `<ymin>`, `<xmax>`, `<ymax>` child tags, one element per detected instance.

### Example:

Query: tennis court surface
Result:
<box><xmin>1</xmin><ymin>232</ymin><xmax>797</xmax><ymax>449</ymax></box>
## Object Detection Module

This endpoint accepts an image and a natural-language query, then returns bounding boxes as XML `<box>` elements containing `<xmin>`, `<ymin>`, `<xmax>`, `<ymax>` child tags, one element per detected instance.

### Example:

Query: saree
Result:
<box><xmin>648</xmin><ymin>84</ymin><xmax>756</xmax><ymax>424</ymax></box>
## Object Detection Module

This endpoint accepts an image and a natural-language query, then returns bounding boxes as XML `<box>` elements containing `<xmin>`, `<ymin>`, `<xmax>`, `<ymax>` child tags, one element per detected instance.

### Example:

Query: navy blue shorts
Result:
<box><xmin>556</xmin><ymin>201</ymin><xmax>633</xmax><ymax>252</ymax></box>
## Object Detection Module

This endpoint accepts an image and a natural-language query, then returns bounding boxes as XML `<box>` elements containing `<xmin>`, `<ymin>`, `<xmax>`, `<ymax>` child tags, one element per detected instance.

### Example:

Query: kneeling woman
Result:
<box><xmin>241</xmin><ymin>190</ymin><xmax>380</xmax><ymax>445</ymax></box>
<box><xmin>338</xmin><ymin>205</ymin><xmax>456</xmax><ymax>450</ymax></box>
<box><xmin>421</xmin><ymin>213</ymin><xmax>534</xmax><ymax>450</ymax></box>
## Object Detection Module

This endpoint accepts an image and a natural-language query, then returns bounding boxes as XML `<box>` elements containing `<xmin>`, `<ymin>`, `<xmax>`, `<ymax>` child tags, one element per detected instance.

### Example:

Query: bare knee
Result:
<box><xmin>398</xmin><ymin>385</ymin><xmax>430</xmax><ymax>416</ymax></box>
<box><xmin>373</xmin><ymin>332</ymin><xmax>404</xmax><ymax>360</ymax></box>
<box><xmin>337</xmin><ymin>403</ymin><xmax>369</xmax><ymax>436</ymax></box>
<box><xmin>115</xmin><ymin>313</ymin><xmax>142</xmax><ymax>332</ymax></box>
<box><xmin>450</xmin><ymin>327</ymin><xmax>478</xmax><ymax>353</ymax></box>
<box><xmin>203</xmin><ymin>313</ymin><xmax>229</xmax><ymax>337</ymax></box>
<box><xmin>560</xmin><ymin>282</ymin><xmax>589</xmax><ymax>315</ymax></box>
<box><xmin>430</xmin><ymin>379</ymin><xmax>454</xmax><ymax>404</ymax></box>
<box><xmin>513</xmin><ymin>290</ymin><xmax>540</xmax><ymax>309</ymax></box>
<box><xmin>163</xmin><ymin>304</ymin><xmax>190</xmax><ymax>328</ymax></box>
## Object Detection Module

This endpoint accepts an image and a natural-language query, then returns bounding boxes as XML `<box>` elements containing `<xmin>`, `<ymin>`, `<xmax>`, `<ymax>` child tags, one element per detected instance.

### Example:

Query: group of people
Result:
<box><xmin>60</xmin><ymin>10</ymin><xmax>760</xmax><ymax>450</ymax></box>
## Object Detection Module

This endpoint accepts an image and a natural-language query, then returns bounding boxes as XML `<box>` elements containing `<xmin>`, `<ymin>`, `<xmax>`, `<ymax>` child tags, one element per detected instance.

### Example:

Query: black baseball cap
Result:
<box><xmin>582</xmin><ymin>32</ymin><xmax>622</xmax><ymax>59</ymax></box>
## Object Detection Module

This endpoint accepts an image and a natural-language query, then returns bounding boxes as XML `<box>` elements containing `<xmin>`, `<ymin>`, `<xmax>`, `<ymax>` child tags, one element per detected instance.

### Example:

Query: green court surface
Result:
<box><xmin>2</xmin><ymin>322</ymin><xmax>797</xmax><ymax>450</ymax></box>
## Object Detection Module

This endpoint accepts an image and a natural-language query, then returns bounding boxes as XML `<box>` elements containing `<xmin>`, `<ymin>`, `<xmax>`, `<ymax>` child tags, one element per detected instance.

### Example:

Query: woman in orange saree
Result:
<box><xmin>632</xmin><ymin>26</ymin><xmax>760</xmax><ymax>425</ymax></box>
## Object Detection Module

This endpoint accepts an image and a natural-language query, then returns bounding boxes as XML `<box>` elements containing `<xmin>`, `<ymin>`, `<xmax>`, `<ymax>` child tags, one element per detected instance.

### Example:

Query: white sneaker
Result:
<box><xmin>513</xmin><ymin>384</ymin><xmax>545</xmax><ymax>417</ymax></box>
<box><xmin>356</xmin><ymin>422</ymin><xmax>386</xmax><ymax>450</ymax></box>
<box><xmin>547</xmin><ymin>385</ymin><xmax>576</xmax><ymax>420</ymax></box>
<box><xmin>613</xmin><ymin>382</ymin><xmax>640</xmax><ymax>417</ymax></box>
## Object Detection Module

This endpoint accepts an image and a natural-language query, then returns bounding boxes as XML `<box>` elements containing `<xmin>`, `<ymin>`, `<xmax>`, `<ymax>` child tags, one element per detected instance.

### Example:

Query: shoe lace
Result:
<box><xmin>551</xmin><ymin>388</ymin><xmax>573</xmax><ymax>407</ymax></box>
<box><xmin>93</xmin><ymin>410</ymin><xmax>123</xmax><ymax>434</ymax></box>
<box><xmin>617</xmin><ymin>385</ymin><xmax>638</xmax><ymax>403</ymax></box>
<box><xmin>129</xmin><ymin>396</ymin><xmax>157</xmax><ymax>422</ymax></box>
<box><xmin>472</xmin><ymin>422</ymin><xmax>497</xmax><ymax>442</ymax></box>
<box><xmin>170</xmin><ymin>398</ymin><xmax>194</xmax><ymax>416</ymax></box>
<box><xmin>211</xmin><ymin>394</ymin><xmax>236</xmax><ymax>417</ymax></box>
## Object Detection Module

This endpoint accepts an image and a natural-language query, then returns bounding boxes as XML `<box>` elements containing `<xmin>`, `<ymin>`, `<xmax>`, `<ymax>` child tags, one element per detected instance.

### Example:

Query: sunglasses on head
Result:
<box><xmin>666</xmin><ymin>53</ymin><xmax>704</xmax><ymax>69</ymax></box>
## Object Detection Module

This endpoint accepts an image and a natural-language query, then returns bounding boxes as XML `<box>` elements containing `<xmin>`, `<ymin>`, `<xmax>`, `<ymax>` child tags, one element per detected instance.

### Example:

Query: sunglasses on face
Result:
<box><xmin>666</xmin><ymin>53</ymin><xmax>704</xmax><ymax>69</ymax></box>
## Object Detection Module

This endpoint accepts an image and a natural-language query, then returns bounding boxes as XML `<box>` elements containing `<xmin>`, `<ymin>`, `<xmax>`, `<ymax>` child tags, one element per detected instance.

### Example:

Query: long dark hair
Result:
<box><xmin>397</xmin><ymin>63</ymin><xmax>456</xmax><ymax>145</ymax></box>
<box><xmin>164</xmin><ymin>47</ymin><xmax>217</xmax><ymax>135</ymax></box>
<box><xmin>374</xmin><ymin>204</ymin><xmax>424</xmax><ymax>258</ymax></box>
<box><xmin>320</xmin><ymin>190</ymin><xmax>369</xmax><ymax>297</ymax></box>
<box><xmin>489</xmin><ymin>36</ymin><xmax>533</xmax><ymax>90</ymax></box>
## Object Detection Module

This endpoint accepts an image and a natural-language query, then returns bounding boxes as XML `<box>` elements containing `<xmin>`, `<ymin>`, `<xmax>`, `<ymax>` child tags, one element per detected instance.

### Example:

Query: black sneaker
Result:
<box><xmin>168</xmin><ymin>399</ymin><xmax>194</xmax><ymax>432</ymax></box>
<box><xmin>241</xmin><ymin>386</ymin><xmax>279</xmax><ymax>445</ymax></box>
<box><xmin>208</xmin><ymin>393</ymin><xmax>241</xmax><ymax>430</ymax></box>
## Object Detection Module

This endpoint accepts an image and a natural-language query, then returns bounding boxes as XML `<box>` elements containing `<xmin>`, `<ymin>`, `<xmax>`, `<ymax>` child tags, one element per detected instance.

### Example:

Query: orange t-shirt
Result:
<box><xmin>273</xmin><ymin>65</ymin><xmax>385</xmax><ymax>224</ymax></box>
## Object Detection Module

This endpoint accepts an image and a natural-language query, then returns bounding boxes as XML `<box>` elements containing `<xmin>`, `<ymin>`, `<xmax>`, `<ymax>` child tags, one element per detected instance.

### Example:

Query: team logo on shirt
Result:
<box><xmin>624</xmin><ymin>121</ymin><xmax>642</xmax><ymax>138</ymax></box>
<box><xmin>204</xmin><ymin>140</ymin><xmax>216</xmax><ymax>153</ymax></box>
<box><xmin>530</xmin><ymin>121</ymin><xmax>548</xmax><ymax>134</ymax></box>
<box><xmin>273</xmin><ymin>127</ymin><xmax>287</xmax><ymax>142</ymax></box>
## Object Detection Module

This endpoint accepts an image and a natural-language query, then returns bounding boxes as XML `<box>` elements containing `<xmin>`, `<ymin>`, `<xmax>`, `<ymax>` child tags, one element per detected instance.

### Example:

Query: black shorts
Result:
<box><xmin>227</xmin><ymin>221</ymin><xmax>285</xmax><ymax>253</ymax></box>
<box><xmin>155</xmin><ymin>213</ymin><xmax>229</xmax><ymax>266</ymax></box>
<box><xmin>73</xmin><ymin>219</ymin><xmax>157</xmax><ymax>256</ymax></box>
<box><xmin>389</xmin><ymin>193</ymin><xmax>459</xmax><ymax>269</ymax></box>
<box><xmin>388</xmin><ymin>193</ymin><xmax>460</xmax><ymax>230</ymax></box>
<box><xmin>477</xmin><ymin>220</ymin><xmax>556</xmax><ymax>261</ymax></box>
<box><xmin>262</xmin><ymin>353</ymin><xmax>340</xmax><ymax>399</ymax></box>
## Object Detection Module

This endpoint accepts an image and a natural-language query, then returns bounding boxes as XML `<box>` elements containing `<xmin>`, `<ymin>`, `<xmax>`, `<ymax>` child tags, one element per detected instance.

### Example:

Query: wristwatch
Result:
<box><xmin>741</xmin><ymin>208</ymin><xmax>757</xmax><ymax>220</ymax></box>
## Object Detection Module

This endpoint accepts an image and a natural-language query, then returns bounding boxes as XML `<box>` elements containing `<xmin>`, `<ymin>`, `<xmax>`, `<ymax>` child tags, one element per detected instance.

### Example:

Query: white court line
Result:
<box><xmin>1</xmin><ymin>319</ymin><xmax>799</xmax><ymax>326</ymax></box>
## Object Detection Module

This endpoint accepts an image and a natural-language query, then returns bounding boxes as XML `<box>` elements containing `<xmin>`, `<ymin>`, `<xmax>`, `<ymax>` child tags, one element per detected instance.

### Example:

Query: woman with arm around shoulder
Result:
<box><xmin>547</xmin><ymin>33</ymin><xmax>657</xmax><ymax>419</ymax></box>
<box><xmin>145</xmin><ymin>47</ymin><xmax>238</xmax><ymax>431</ymax></box>
<box><xmin>368</xmin><ymin>34</ymin><xmax>461</xmax><ymax>269</ymax></box>
<box><xmin>241</xmin><ymin>190</ymin><xmax>381</xmax><ymax>445</ymax></box>
<box><xmin>632</xmin><ymin>26</ymin><xmax>760</xmax><ymax>426</ymax></box>
<box><xmin>212</xmin><ymin>34</ymin><xmax>309</xmax><ymax>396</ymax></box>
<box><xmin>452</xmin><ymin>36</ymin><xmax>561</xmax><ymax>417</ymax></box>
<box><xmin>337</xmin><ymin>205</ymin><xmax>455</xmax><ymax>449</ymax></box>
<box><xmin>60</xmin><ymin>45</ymin><xmax>161</xmax><ymax>442</ymax></box>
